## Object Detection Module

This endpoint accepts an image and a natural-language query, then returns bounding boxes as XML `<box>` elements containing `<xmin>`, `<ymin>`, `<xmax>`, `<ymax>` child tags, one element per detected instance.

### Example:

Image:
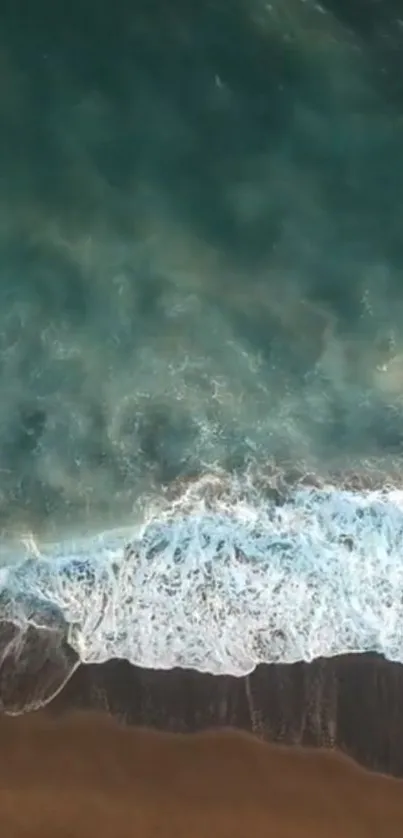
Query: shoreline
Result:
<box><xmin>1</xmin><ymin>625</ymin><xmax>400</xmax><ymax>776</ymax></box>
<box><xmin>49</xmin><ymin>653</ymin><xmax>403</xmax><ymax>777</ymax></box>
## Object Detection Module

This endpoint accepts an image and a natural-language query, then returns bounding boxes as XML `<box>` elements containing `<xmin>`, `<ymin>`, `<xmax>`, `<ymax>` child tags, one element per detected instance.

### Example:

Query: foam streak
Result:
<box><xmin>1</xmin><ymin>477</ymin><xmax>403</xmax><ymax>675</ymax></box>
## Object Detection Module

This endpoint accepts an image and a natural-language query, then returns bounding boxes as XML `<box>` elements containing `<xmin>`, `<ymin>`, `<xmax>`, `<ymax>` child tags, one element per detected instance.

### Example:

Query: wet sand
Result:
<box><xmin>0</xmin><ymin>710</ymin><xmax>402</xmax><ymax>838</ymax></box>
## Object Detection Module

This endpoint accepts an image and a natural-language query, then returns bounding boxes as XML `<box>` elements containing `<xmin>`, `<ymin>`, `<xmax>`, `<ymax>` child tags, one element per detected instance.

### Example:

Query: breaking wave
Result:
<box><xmin>1</xmin><ymin>469</ymin><xmax>403</xmax><ymax>681</ymax></box>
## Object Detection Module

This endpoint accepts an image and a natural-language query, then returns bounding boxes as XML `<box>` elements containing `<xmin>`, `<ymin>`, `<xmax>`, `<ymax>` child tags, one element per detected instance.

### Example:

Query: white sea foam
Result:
<box><xmin>1</xmin><ymin>472</ymin><xmax>403</xmax><ymax>675</ymax></box>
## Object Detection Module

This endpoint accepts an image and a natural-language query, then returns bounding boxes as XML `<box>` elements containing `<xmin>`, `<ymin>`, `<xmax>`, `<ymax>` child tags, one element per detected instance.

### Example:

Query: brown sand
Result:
<box><xmin>0</xmin><ymin>711</ymin><xmax>402</xmax><ymax>838</ymax></box>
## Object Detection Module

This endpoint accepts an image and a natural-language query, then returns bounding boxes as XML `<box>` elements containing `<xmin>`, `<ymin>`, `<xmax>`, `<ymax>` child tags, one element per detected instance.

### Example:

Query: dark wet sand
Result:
<box><xmin>0</xmin><ymin>710</ymin><xmax>402</xmax><ymax>838</ymax></box>
<box><xmin>2</xmin><ymin>628</ymin><xmax>403</xmax><ymax>835</ymax></box>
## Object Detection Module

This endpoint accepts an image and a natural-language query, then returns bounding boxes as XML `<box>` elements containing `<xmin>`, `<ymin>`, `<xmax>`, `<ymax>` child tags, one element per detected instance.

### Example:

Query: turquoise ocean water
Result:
<box><xmin>1</xmin><ymin>0</ymin><xmax>403</xmax><ymax>704</ymax></box>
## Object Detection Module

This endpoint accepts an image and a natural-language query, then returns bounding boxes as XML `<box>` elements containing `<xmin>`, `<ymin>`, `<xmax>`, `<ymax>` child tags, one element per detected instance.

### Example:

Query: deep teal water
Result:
<box><xmin>0</xmin><ymin>0</ymin><xmax>403</xmax><ymax>538</ymax></box>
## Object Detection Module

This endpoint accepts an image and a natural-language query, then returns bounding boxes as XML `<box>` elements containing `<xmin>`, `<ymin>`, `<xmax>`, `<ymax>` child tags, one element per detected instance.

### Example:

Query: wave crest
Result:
<box><xmin>1</xmin><ymin>470</ymin><xmax>403</xmax><ymax>678</ymax></box>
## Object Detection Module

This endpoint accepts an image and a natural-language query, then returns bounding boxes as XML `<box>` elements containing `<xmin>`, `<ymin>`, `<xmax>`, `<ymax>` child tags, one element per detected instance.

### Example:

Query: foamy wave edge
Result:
<box><xmin>1</xmin><ymin>470</ymin><xmax>403</xmax><ymax>676</ymax></box>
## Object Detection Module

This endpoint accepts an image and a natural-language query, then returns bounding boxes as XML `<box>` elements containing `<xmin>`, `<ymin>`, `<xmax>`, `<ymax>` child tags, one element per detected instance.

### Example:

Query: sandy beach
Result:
<box><xmin>0</xmin><ymin>709</ymin><xmax>402</xmax><ymax>838</ymax></box>
<box><xmin>2</xmin><ymin>599</ymin><xmax>403</xmax><ymax>836</ymax></box>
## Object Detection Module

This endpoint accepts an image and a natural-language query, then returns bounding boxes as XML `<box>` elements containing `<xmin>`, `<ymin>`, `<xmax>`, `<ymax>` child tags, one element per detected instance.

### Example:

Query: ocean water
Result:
<box><xmin>2</xmin><ymin>471</ymin><xmax>403</xmax><ymax>680</ymax></box>
<box><xmin>1</xmin><ymin>0</ymin><xmax>403</xmax><ymax>698</ymax></box>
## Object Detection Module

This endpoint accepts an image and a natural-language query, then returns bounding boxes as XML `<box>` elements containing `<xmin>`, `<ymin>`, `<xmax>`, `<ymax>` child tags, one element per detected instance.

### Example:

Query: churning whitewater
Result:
<box><xmin>0</xmin><ymin>471</ymin><xmax>402</xmax><ymax>676</ymax></box>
